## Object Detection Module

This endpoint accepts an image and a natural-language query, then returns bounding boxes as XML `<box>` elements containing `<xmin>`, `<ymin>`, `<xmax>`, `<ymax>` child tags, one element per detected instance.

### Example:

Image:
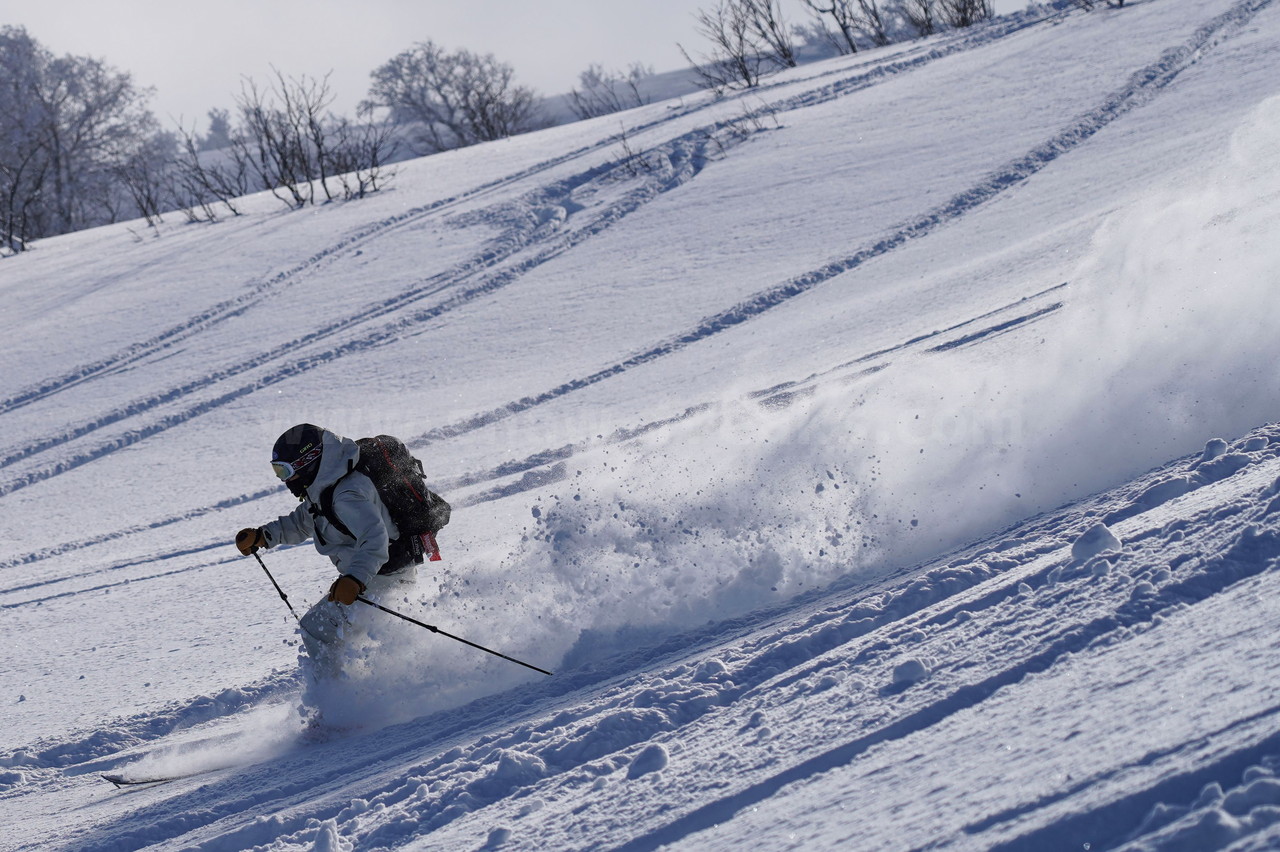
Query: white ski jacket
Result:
<box><xmin>261</xmin><ymin>430</ymin><xmax>399</xmax><ymax>587</ymax></box>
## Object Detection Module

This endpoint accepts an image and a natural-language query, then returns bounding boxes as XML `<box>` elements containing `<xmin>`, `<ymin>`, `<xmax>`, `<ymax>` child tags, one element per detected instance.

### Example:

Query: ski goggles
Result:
<box><xmin>271</xmin><ymin>445</ymin><xmax>322</xmax><ymax>480</ymax></box>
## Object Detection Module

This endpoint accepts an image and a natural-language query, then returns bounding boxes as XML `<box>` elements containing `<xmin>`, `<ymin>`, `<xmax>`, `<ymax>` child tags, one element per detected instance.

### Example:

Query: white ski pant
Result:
<box><xmin>297</xmin><ymin>567</ymin><xmax>417</xmax><ymax>673</ymax></box>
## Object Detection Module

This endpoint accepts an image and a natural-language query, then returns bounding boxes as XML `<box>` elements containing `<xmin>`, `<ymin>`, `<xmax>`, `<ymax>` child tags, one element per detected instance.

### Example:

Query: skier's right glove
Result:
<box><xmin>327</xmin><ymin>575</ymin><xmax>366</xmax><ymax>606</ymax></box>
<box><xmin>236</xmin><ymin>527</ymin><xmax>266</xmax><ymax>555</ymax></box>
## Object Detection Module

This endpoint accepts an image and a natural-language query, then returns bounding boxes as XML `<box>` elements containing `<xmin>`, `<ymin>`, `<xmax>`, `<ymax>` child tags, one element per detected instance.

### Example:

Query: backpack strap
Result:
<box><xmin>310</xmin><ymin>462</ymin><xmax>357</xmax><ymax>543</ymax></box>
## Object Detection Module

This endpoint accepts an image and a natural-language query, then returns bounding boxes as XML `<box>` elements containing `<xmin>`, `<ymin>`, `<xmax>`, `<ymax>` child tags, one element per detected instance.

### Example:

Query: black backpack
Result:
<box><xmin>315</xmin><ymin>434</ymin><xmax>451</xmax><ymax>570</ymax></box>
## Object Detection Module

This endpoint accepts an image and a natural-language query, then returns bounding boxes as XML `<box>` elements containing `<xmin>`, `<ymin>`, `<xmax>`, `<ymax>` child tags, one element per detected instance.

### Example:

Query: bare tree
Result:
<box><xmin>455</xmin><ymin>53</ymin><xmax>540</xmax><ymax>142</ymax></box>
<box><xmin>267</xmin><ymin>69</ymin><xmax>337</xmax><ymax>202</ymax></box>
<box><xmin>800</xmin><ymin>1</ymin><xmax>861</xmax><ymax>53</ymax></box>
<box><xmin>172</xmin><ymin>119</ymin><xmax>248</xmax><ymax>220</ymax></box>
<box><xmin>112</xmin><ymin>128</ymin><xmax>175</xmax><ymax>227</ymax></box>
<box><xmin>1</xmin><ymin>28</ymin><xmax>391</xmax><ymax>251</ymax></box>
<box><xmin>0</xmin><ymin>27</ymin><xmax>49</xmax><ymax>252</ymax></box>
<box><xmin>568</xmin><ymin>63</ymin><xmax>653</xmax><ymax>120</ymax></box>
<box><xmin>680</xmin><ymin>1</ymin><xmax>767</xmax><ymax>92</ymax></box>
<box><xmin>742</xmin><ymin>0</ymin><xmax>798</xmax><ymax>68</ymax></box>
<box><xmin>939</xmin><ymin>0</ymin><xmax>993</xmax><ymax>28</ymax></box>
<box><xmin>232</xmin><ymin>77</ymin><xmax>310</xmax><ymax>207</ymax></box>
<box><xmin>863</xmin><ymin>0</ymin><xmax>893</xmax><ymax>45</ymax></box>
<box><xmin>171</xmin><ymin>71</ymin><xmax>395</xmax><ymax>217</ymax></box>
<box><xmin>361</xmin><ymin>41</ymin><xmax>540</xmax><ymax>155</ymax></box>
<box><xmin>0</xmin><ymin>25</ymin><xmax>161</xmax><ymax>252</ymax></box>
<box><xmin>326</xmin><ymin>115</ymin><xmax>399</xmax><ymax>200</ymax></box>
<box><xmin>896</xmin><ymin>0</ymin><xmax>938</xmax><ymax>36</ymax></box>
<box><xmin>230</xmin><ymin>70</ymin><xmax>350</xmax><ymax>208</ymax></box>
<box><xmin>38</xmin><ymin>57</ymin><xmax>154</xmax><ymax>233</ymax></box>
<box><xmin>803</xmin><ymin>0</ymin><xmax>891</xmax><ymax>51</ymax></box>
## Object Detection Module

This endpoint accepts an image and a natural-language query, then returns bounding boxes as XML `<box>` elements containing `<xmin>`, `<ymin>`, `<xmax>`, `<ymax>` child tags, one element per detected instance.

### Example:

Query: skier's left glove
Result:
<box><xmin>327</xmin><ymin>574</ymin><xmax>366</xmax><ymax>606</ymax></box>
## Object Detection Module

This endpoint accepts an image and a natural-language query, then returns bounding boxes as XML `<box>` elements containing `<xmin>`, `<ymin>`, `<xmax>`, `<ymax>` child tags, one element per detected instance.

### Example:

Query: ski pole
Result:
<box><xmin>251</xmin><ymin>549</ymin><xmax>301</xmax><ymax>623</ymax></box>
<box><xmin>356</xmin><ymin>596</ymin><xmax>553</xmax><ymax>677</ymax></box>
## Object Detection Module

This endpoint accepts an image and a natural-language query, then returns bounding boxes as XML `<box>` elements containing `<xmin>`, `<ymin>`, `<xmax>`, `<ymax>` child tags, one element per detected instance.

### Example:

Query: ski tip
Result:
<box><xmin>101</xmin><ymin>772</ymin><xmax>173</xmax><ymax>787</ymax></box>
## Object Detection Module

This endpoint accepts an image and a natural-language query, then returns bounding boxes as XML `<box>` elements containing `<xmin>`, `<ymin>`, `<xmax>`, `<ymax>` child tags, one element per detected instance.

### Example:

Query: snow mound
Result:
<box><xmin>1073</xmin><ymin>523</ymin><xmax>1123</xmax><ymax>563</ymax></box>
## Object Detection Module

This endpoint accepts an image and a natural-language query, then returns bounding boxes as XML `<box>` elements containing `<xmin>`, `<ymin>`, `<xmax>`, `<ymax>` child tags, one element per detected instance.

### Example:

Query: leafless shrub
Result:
<box><xmin>724</xmin><ymin>98</ymin><xmax>782</xmax><ymax>140</ymax></box>
<box><xmin>680</xmin><ymin>0</ymin><xmax>798</xmax><ymax>93</ymax></box>
<box><xmin>170</xmin><ymin>122</ymin><xmax>244</xmax><ymax>221</ymax></box>
<box><xmin>799</xmin><ymin>1</ymin><xmax>860</xmax><ymax>53</ymax></box>
<box><xmin>802</xmin><ymin>0</ymin><xmax>892</xmax><ymax>50</ymax></box>
<box><xmin>743</xmin><ymin>0</ymin><xmax>799</xmax><ymax>67</ymax></box>
<box><xmin>111</xmin><ymin>129</ymin><xmax>176</xmax><ymax>228</ymax></box>
<box><xmin>171</xmin><ymin>69</ymin><xmax>397</xmax><ymax>216</ymax></box>
<box><xmin>326</xmin><ymin>116</ymin><xmax>399</xmax><ymax>200</ymax></box>
<box><xmin>614</xmin><ymin>123</ymin><xmax>656</xmax><ymax>177</ymax></box>
<box><xmin>231</xmin><ymin>72</ymin><xmax>326</xmax><ymax>208</ymax></box>
<box><xmin>681</xmin><ymin>2</ymin><xmax>765</xmax><ymax>93</ymax></box>
<box><xmin>938</xmin><ymin>0</ymin><xmax>993</xmax><ymax>28</ymax></box>
<box><xmin>896</xmin><ymin>0</ymin><xmax>938</xmax><ymax>37</ymax></box>
<box><xmin>569</xmin><ymin>63</ymin><xmax>653</xmax><ymax>120</ymax></box>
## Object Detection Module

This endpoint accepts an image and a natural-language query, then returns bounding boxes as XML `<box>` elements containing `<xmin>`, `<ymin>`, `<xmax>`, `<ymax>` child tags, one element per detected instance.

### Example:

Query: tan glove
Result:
<box><xmin>236</xmin><ymin>527</ymin><xmax>266</xmax><ymax>555</ymax></box>
<box><xmin>327</xmin><ymin>574</ymin><xmax>366</xmax><ymax>606</ymax></box>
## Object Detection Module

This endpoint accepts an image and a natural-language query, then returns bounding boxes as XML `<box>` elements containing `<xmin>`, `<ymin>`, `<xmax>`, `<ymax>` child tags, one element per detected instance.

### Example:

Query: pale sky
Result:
<box><xmin>10</xmin><ymin>0</ymin><xmax>1024</xmax><ymax>129</ymax></box>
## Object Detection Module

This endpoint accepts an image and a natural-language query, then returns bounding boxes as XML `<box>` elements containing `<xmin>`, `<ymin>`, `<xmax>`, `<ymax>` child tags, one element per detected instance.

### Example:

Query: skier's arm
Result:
<box><xmin>261</xmin><ymin>502</ymin><xmax>315</xmax><ymax>548</ymax></box>
<box><xmin>328</xmin><ymin>482</ymin><xmax>390</xmax><ymax>587</ymax></box>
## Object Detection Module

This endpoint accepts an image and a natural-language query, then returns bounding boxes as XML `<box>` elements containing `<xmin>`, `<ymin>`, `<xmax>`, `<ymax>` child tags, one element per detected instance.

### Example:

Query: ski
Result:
<box><xmin>101</xmin><ymin>769</ymin><xmax>212</xmax><ymax>787</ymax></box>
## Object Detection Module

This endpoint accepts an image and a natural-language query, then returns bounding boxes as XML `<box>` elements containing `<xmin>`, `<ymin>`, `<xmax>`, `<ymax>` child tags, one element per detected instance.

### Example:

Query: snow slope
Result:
<box><xmin>2</xmin><ymin>0</ymin><xmax>1280</xmax><ymax>849</ymax></box>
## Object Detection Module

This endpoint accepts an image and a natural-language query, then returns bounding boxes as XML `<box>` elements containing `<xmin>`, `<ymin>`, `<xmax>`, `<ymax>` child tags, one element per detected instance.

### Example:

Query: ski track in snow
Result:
<box><xmin>0</xmin><ymin>8</ymin><xmax>1059</xmax><ymax>421</ymax></box>
<box><xmin>0</xmin><ymin>8</ymin><xmax>1091</xmax><ymax>499</ymax></box>
<box><xmin>0</xmin><ymin>676</ymin><xmax>295</xmax><ymax>780</ymax></box>
<box><xmin>10</xmin><ymin>423</ymin><xmax>1279</xmax><ymax>851</ymax></box>
<box><xmin>401</xmin><ymin>0</ymin><xmax>1270</xmax><ymax>449</ymax></box>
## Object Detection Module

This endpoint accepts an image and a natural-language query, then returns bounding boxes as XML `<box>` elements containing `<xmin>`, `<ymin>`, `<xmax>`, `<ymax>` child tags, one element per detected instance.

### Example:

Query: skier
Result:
<box><xmin>235</xmin><ymin>423</ymin><xmax>416</xmax><ymax>676</ymax></box>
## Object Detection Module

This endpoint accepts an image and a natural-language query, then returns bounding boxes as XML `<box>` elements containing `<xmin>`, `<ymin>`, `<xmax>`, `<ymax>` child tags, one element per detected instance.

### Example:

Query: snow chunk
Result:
<box><xmin>1200</xmin><ymin>438</ymin><xmax>1229</xmax><ymax>463</ymax></box>
<box><xmin>1195</xmin><ymin>452</ymin><xmax>1253</xmax><ymax>484</ymax></box>
<box><xmin>693</xmin><ymin>658</ymin><xmax>729</xmax><ymax>682</ymax></box>
<box><xmin>469</xmin><ymin>751</ymin><xmax>548</xmax><ymax>799</ymax></box>
<box><xmin>483</xmin><ymin>827</ymin><xmax>513</xmax><ymax>848</ymax></box>
<box><xmin>627</xmin><ymin>744</ymin><xmax>669</xmax><ymax>779</ymax></box>
<box><xmin>311</xmin><ymin>819</ymin><xmax>352</xmax><ymax>852</ymax></box>
<box><xmin>1131</xmin><ymin>580</ymin><xmax>1156</xmax><ymax>598</ymax></box>
<box><xmin>1072</xmin><ymin>523</ymin><xmax>1122</xmax><ymax>563</ymax></box>
<box><xmin>1136</xmin><ymin>476</ymin><xmax>1193</xmax><ymax>512</ymax></box>
<box><xmin>892</xmin><ymin>659</ymin><xmax>930</xmax><ymax>688</ymax></box>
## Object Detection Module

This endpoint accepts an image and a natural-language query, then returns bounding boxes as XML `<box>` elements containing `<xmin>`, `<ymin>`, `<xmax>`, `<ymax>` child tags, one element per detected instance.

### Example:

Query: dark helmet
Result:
<box><xmin>272</xmin><ymin>423</ymin><xmax>324</xmax><ymax>498</ymax></box>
